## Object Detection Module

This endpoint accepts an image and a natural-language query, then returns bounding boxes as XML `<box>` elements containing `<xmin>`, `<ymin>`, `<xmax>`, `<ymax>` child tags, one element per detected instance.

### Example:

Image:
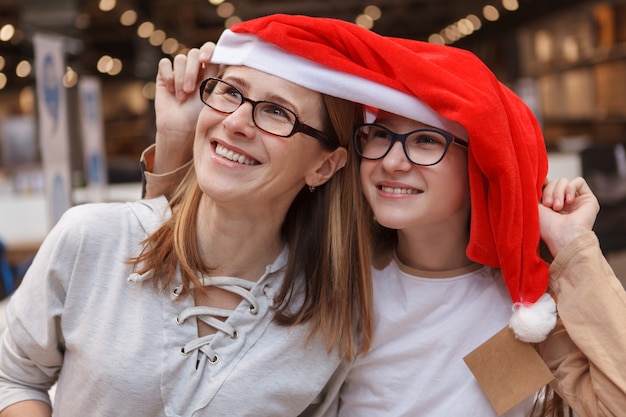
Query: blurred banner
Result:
<box><xmin>33</xmin><ymin>33</ymin><xmax>71</xmax><ymax>229</ymax></box>
<box><xmin>78</xmin><ymin>76</ymin><xmax>108</xmax><ymax>202</ymax></box>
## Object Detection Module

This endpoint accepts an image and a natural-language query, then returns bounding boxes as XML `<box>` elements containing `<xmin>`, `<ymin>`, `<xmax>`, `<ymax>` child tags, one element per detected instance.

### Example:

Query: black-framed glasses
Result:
<box><xmin>199</xmin><ymin>78</ymin><xmax>337</xmax><ymax>149</ymax></box>
<box><xmin>353</xmin><ymin>123</ymin><xmax>468</xmax><ymax>166</ymax></box>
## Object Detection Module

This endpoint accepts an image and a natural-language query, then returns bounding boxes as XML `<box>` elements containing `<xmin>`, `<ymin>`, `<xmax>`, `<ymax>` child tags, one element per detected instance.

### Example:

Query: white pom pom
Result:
<box><xmin>509</xmin><ymin>293</ymin><xmax>557</xmax><ymax>343</ymax></box>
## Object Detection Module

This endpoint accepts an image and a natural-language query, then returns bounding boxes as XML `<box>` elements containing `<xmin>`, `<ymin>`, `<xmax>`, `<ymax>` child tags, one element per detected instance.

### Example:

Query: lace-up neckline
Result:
<box><xmin>174</xmin><ymin>276</ymin><xmax>276</xmax><ymax>367</ymax></box>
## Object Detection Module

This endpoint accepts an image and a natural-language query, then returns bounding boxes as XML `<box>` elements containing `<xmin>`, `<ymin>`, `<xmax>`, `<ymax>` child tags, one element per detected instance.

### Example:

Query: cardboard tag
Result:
<box><xmin>463</xmin><ymin>326</ymin><xmax>554</xmax><ymax>415</ymax></box>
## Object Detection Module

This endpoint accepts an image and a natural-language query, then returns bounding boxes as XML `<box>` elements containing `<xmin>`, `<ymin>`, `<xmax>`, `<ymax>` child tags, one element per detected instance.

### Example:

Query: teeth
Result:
<box><xmin>381</xmin><ymin>186</ymin><xmax>419</xmax><ymax>195</ymax></box>
<box><xmin>215</xmin><ymin>144</ymin><xmax>258</xmax><ymax>165</ymax></box>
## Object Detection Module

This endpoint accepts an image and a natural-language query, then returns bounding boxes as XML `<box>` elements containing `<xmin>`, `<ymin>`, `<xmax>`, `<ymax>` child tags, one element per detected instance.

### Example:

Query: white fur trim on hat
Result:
<box><xmin>211</xmin><ymin>30</ymin><xmax>468</xmax><ymax>140</ymax></box>
<box><xmin>508</xmin><ymin>292</ymin><xmax>557</xmax><ymax>343</ymax></box>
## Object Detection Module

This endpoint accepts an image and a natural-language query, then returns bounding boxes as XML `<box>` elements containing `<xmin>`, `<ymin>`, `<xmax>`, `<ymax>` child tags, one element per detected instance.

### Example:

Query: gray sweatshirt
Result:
<box><xmin>0</xmin><ymin>197</ymin><xmax>342</xmax><ymax>416</ymax></box>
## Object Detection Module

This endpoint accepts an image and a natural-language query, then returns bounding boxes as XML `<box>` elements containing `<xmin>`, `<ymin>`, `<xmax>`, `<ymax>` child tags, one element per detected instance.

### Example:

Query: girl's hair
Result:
<box><xmin>130</xmin><ymin>90</ymin><xmax>373</xmax><ymax>360</ymax></box>
<box><xmin>529</xmin><ymin>386</ymin><xmax>573</xmax><ymax>417</ymax></box>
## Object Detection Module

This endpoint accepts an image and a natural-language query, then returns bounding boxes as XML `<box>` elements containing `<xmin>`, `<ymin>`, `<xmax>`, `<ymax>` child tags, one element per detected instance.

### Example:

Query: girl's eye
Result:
<box><xmin>413</xmin><ymin>133</ymin><xmax>446</xmax><ymax>146</ymax></box>
<box><xmin>371</xmin><ymin>128</ymin><xmax>392</xmax><ymax>140</ymax></box>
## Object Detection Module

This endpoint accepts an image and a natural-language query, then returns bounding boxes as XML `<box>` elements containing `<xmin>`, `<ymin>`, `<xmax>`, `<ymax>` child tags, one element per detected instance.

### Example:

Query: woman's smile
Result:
<box><xmin>214</xmin><ymin>142</ymin><xmax>259</xmax><ymax>165</ymax></box>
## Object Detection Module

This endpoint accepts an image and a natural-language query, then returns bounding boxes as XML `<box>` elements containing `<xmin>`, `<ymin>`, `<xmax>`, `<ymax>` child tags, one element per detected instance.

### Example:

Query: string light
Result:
<box><xmin>0</xmin><ymin>24</ymin><xmax>15</xmax><ymax>42</ymax></box>
<box><xmin>483</xmin><ymin>5</ymin><xmax>500</xmax><ymax>22</ymax></box>
<box><xmin>429</xmin><ymin>1</ymin><xmax>519</xmax><ymax>44</ymax></box>
<box><xmin>98</xmin><ymin>0</ymin><xmax>116</xmax><ymax>12</ymax></box>
<box><xmin>120</xmin><ymin>10</ymin><xmax>137</xmax><ymax>26</ymax></box>
<box><xmin>15</xmin><ymin>60</ymin><xmax>31</xmax><ymax>78</ymax></box>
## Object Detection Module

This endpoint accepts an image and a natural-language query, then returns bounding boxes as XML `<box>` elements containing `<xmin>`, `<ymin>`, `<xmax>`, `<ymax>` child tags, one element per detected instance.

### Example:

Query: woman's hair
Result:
<box><xmin>130</xmin><ymin>89</ymin><xmax>373</xmax><ymax>360</ymax></box>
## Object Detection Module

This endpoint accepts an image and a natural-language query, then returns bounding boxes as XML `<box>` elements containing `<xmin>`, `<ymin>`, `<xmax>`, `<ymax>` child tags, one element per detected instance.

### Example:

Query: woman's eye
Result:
<box><xmin>225</xmin><ymin>87</ymin><xmax>242</xmax><ymax>100</ymax></box>
<box><xmin>263</xmin><ymin>104</ymin><xmax>293</xmax><ymax>120</ymax></box>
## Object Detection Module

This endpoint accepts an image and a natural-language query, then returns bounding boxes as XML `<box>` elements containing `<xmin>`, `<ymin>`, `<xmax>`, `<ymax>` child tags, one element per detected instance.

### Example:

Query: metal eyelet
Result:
<box><xmin>231</xmin><ymin>330</ymin><xmax>239</xmax><ymax>339</ymax></box>
<box><xmin>179</xmin><ymin>347</ymin><xmax>189</xmax><ymax>356</ymax></box>
<box><xmin>208</xmin><ymin>355</ymin><xmax>219</xmax><ymax>364</ymax></box>
<box><xmin>249</xmin><ymin>305</ymin><xmax>258</xmax><ymax>315</ymax></box>
<box><xmin>175</xmin><ymin>315</ymin><xmax>183</xmax><ymax>325</ymax></box>
<box><xmin>172</xmin><ymin>286</ymin><xmax>182</xmax><ymax>297</ymax></box>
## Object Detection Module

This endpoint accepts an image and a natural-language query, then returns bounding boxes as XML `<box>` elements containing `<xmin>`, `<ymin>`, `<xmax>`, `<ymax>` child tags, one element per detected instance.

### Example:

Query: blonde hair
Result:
<box><xmin>131</xmin><ymin>92</ymin><xmax>372</xmax><ymax>360</ymax></box>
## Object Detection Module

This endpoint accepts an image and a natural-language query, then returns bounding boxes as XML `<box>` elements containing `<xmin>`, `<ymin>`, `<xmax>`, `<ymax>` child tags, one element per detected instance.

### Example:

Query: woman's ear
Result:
<box><xmin>305</xmin><ymin>147</ymin><xmax>348</xmax><ymax>187</ymax></box>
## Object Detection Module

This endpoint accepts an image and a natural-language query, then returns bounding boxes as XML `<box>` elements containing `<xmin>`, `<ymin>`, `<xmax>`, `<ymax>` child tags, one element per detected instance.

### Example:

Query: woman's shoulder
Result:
<box><xmin>58</xmin><ymin>196</ymin><xmax>169</xmax><ymax>228</ymax></box>
<box><xmin>45</xmin><ymin>196</ymin><xmax>170</xmax><ymax>251</ymax></box>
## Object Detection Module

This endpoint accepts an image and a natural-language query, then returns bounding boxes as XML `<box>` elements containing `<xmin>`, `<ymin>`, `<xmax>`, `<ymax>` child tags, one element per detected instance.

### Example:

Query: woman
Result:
<box><xmin>145</xmin><ymin>14</ymin><xmax>626</xmax><ymax>417</ymax></box>
<box><xmin>0</xmin><ymin>40</ymin><xmax>374</xmax><ymax>416</ymax></box>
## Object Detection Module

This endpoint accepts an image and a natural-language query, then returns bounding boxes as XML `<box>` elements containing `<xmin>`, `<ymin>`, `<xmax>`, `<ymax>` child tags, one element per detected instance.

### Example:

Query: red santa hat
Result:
<box><xmin>211</xmin><ymin>14</ymin><xmax>556</xmax><ymax>343</ymax></box>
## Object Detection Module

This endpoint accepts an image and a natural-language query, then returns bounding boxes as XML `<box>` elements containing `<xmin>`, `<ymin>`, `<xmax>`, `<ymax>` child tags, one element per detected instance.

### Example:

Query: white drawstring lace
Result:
<box><xmin>128</xmin><ymin>269</ymin><xmax>278</xmax><ymax>365</ymax></box>
<box><xmin>174</xmin><ymin>276</ymin><xmax>273</xmax><ymax>364</ymax></box>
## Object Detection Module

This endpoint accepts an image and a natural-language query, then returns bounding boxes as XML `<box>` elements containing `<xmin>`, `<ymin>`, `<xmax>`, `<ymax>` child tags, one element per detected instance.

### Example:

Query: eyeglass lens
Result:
<box><xmin>201</xmin><ymin>78</ymin><xmax>299</xmax><ymax>137</ymax></box>
<box><xmin>354</xmin><ymin>124</ymin><xmax>452</xmax><ymax>166</ymax></box>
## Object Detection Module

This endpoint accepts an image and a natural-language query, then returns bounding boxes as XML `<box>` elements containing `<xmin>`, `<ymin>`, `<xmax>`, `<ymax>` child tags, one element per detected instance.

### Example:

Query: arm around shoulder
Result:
<box><xmin>540</xmin><ymin>231</ymin><xmax>626</xmax><ymax>416</ymax></box>
<box><xmin>140</xmin><ymin>144</ymin><xmax>191</xmax><ymax>199</ymax></box>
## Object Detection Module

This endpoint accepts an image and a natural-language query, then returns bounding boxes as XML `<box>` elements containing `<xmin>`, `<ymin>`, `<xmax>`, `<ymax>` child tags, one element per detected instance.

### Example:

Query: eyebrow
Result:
<box><xmin>222</xmin><ymin>74</ymin><xmax>302</xmax><ymax>114</ymax></box>
<box><xmin>221</xmin><ymin>75</ymin><xmax>250</xmax><ymax>91</ymax></box>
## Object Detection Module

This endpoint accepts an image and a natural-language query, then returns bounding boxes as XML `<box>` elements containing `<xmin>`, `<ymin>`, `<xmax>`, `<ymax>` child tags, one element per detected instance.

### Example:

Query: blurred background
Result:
<box><xmin>0</xmin><ymin>0</ymin><xmax>625</xmax><ymax>309</ymax></box>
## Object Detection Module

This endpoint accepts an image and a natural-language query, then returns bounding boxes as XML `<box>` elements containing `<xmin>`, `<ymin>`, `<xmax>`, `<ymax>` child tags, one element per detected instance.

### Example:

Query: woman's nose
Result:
<box><xmin>222</xmin><ymin>102</ymin><xmax>257</xmax><ymax>138</ymax></box>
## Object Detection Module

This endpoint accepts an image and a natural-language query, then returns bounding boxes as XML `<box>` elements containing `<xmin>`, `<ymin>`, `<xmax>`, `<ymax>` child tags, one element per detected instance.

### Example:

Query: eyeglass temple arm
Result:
<box><xmin>454</xmin><ymin>137</ymin><xmax>469</xmax><ymax>148</ymax></box>
<box><xmin>298</xmin><ymin>125</ymin><xmax>339</xmax><ymax>150</ymax></box>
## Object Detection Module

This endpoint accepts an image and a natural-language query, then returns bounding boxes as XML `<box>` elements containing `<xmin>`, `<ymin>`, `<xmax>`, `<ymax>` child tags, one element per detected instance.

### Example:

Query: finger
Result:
<box><xmin>172</xmin><ymin>54</ymin><xmax>189</xmax><ymax>100</ymax></box>
<box><xmin>563</xmin><ymin>177</ymin><xmax>582</xmax><ymax>204</ymax></box>
<box><xmin>198</xmin><ymin>41</ymin><xmax>215</xmax><ymax>63</ymax></box>
<box><xmin>542</xmin><ymin>178</ymin><xmax>569</xmax><ymax>210</ymax></box>
<box><xmin>183</xmin><ymin>48</ymin><xmax>201</xmax><ymax>94</ymax></box>
<box><xmin>198</xmin><ymin>42</ymin><xmax>219</xmax><ymax>80</ymax></box>
<box><xmin>157</xmin><ymin>57</ymin><xmax>175</xmax><ymax>93</ymax></box>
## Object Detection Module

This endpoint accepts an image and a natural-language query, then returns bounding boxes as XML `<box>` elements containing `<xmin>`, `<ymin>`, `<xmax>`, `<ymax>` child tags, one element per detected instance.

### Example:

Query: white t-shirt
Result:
<box><xmin>338</xmin><ymin>256</ymin><xmax>535</xmax><ymax>417</ymax></box>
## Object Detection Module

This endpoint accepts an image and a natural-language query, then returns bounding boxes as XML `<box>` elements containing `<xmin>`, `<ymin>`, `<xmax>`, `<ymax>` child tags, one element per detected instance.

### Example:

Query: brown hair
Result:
<box><xmin>131</xmin><ymin>92</ymin><xmax>372</xmax><ymax>360</ymax></box>
<box><xmin>529</xmin><ymin>386</ymin><xmax>573</xmax><ymax>417</ymax></box>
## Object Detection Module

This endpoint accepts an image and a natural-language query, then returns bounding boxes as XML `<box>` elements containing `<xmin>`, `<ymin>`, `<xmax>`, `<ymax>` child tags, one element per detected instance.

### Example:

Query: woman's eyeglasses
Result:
<box><xmin>199</xmin><ymin>78</ymin><xmax>337</xmax><ymax>149</ymax></box>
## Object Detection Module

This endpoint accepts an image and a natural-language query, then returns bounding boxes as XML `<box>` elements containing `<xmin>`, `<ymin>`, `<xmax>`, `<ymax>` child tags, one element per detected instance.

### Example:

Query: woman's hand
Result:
<box><xmin>539</xmin><ymin>176</ymin><xmax>600</xmax><ymax>256</ymax></box>
<box><xmin>153</xmin><ymin>42</ymin><xmax>218</xmax><ymax>174</ymax></box>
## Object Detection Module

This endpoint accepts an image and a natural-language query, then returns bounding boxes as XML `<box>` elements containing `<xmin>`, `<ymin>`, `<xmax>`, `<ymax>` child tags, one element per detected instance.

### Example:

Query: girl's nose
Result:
<box><xmin>381</xmin><ymin>141</ymin><xmax>412</xmax><ymax>172</ymax></box>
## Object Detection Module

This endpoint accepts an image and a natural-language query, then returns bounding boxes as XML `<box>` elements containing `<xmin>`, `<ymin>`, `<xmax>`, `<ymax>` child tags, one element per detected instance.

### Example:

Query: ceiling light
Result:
<box><xmin>428</xmin><ymin>33</ymin><xmax>446</xmax><ymax>45</ymax></box>
<box><xmin>502</xmin><ymin>0</ymin><xmax>519</xmax><ymax>12</ymax></box>
<box><xmin>355</xmin><ymin>14</ymin><xmax>374</xmax><ymax>29</ymax></box>
<box><xmin>63</xmin><ymin>67</ymin><xmax>78</xmax><ymax>88</ymax></box>
<box><xmin>99</xmin><ymin>0</ymin><xmax>116</xmax><ymax>12</ymax></box>
<box><xmin>364</xmin><ymin>5</ymin><xmax>382</xmax><ymax>21</ymax></box>
<box><xmin>217</xmin><ymin>3</ymin><xmax>235</xmax><ymax>18</ymax></box>
<box><xmin>0</xmin><ymin>24</ymin><xmax>15</xmax><ymax>42</ymax></box>
<box><xmin>15</xmin><ymin>60</ymin><xmax>31</xmax><ymax>78</ymax></box>
<box><xmin>161</xmin><ymin>38</ymin><xmax>179</xmax><ymax>55</ymax></box>
<box><xmin>466</xmin><ymin>14</ymin><xmax>482</xmax><ymax>31</ymax></box>
<box><xmin>149</xmin><ymin>30</ymin><xmax>166</xmax><ymax>46</ymax></box>
<box><xmin>97</xmin><ymin>55</ymin><xmax>113</xmax><ymax>73</ymax></box>
<box><xmin>108</xmin><ymin>58</ymin><xmax>122</xmax><ymax>76</ymax></box>
<box><xmin>224</xmin><ymin>16</ymin><xmax>241</xmax><ymax>28</ymax></box>
<box><xmin>483</xmin><ymin>5</ymin><xmax>500</xmax><ymax>22</ymax></box>
<box><xmin>120</xmin><ymin>10</ymin><xmax>137</xmax><ymax>26</ymax></box>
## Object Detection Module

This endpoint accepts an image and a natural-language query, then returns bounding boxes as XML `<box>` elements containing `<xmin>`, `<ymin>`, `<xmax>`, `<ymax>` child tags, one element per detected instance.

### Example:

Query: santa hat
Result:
<box><xmin>211</xmin><ymin>14</ymin><xmax>556</xmax><ymax>343</ymax></box>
